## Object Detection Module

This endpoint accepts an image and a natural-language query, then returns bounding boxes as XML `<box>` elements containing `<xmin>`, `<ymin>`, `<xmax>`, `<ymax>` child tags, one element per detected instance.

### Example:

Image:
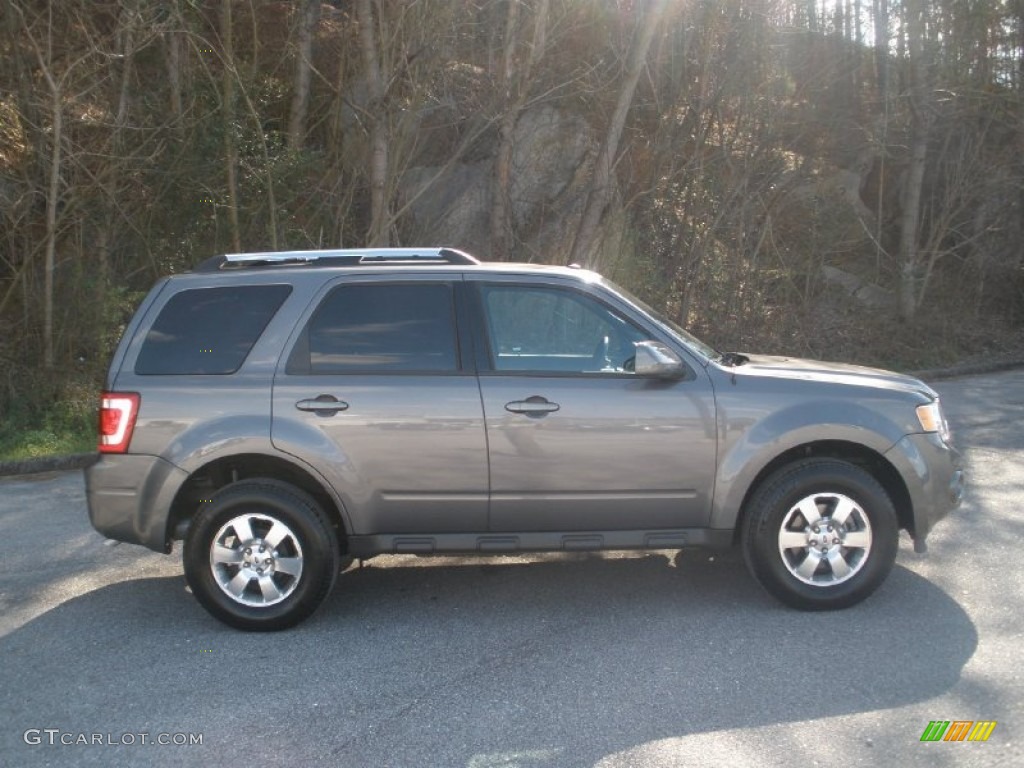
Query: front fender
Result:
<box><xmin>709</xmin><ymin>398</ymin><xmax>907</xmax><ymax>530</ymax></box>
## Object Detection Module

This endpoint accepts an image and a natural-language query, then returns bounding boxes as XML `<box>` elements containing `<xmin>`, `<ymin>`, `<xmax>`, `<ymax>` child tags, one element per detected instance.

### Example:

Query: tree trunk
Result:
<box><xmin>287</xmin><ymin>0</ymin><xmax>320</xmax><ymax>152</ymax></box>
<box><xmin>43</xmin><ymin>86</ymin><xmax>61</xmax><ymax>369</ymax></box>
<box><xmin>489</xmin><ymin>0</ymin><xmax>549</xmax><ymax>261</ymax></box>
<box><xmin>100</xmin><ymin>3</ymin><xmax>137</xmax><ymax>311</ymax></box>
<box><xmin>329</xmin><ymin>35</ymin><xmax>350</xmax><ymax>246</ymax></box>
<box><xmin>115</xmin><ymin>19</ymin><xmax>134</xmax><ymax>128</ymax></box>
<box><xmin>165</xmin><ymin>23</ymin><xmax>183</xmax><ymax>132</ymax></box>
<box><xmin>898</xmin><ymin>0</ymin><xmax>930</xmax><ymax>320</ymax></box>
<box><xmin>569</xmin><ymin>0</ymin><xmax>667</xmax><ymax>268</ymax></box>
<box><xmin>222</xmin><ymin>0</ymin><xmax>241</xmax><ymax>253</ymax></box>
<box><xmin>806</xmin><ymin>0</ymin><xmax>818</xmax><ymax>31</ymax></box>
<box><xmin>872</xmin><ymin>0</ymin><xmax>889</xmax><ymax>98</ymax></box>
<box><xmin>490</xmin><ymin>1</ymin><xmax>520</xmax><ymax>261</ymax></box>
<box><xmin>357</xmin><ymin>0</ymin><xmax>389</xmax><ymax>246</ymax></box>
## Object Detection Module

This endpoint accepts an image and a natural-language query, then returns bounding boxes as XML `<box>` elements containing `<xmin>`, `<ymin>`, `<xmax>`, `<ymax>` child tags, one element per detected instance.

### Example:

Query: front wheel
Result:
<box><xmin>741</xmin><ymin>459</ymin><xmax>899</xmax><ymax>610</ymax></box>
<box><xmin>184</xmin><ymin>479</ymin><xmax>339</xmax><ymax>631</ymax></box>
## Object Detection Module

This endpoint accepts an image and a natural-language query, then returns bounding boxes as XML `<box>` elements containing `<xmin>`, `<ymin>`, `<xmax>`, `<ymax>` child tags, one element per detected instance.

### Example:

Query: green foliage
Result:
<box><xmin>0</xmin><ymin>372</ymin><xmax>97</xmax><ymax>460</ymax></box>
<box><xmin>0</xmin><ymin>417</ymin><xmax>95</xmax><ymax>461</ymax></box>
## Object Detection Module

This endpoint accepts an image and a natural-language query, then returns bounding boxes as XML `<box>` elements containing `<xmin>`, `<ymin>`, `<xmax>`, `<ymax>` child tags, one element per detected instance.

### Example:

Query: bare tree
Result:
<box><xmin>898</xmin><ymin>0</ymin><xmax>931</xmax><ymax>320</ymax></box>
<box><xmin>357</xmin><ymin>0</ymin><xmax>389</xmax><ymax>246</ymax></box>
<box><xmin>872</xmin><ymin>0</ymin><xmax>890</xmax><ymax>96</ymax></box>
<box><xmin>13</xmin><ymin>1</ymin><xmax>100</xmax><ymax>368</ymax></box>
<box><xmin>287</xmin><ymin>0</ymin><xmax>321</xmax><ymax>152</ymax></box>
<box><xmin>164</xmin><ymin>17</ymin><xmax>184</xmax><ymax>129</ymax></box>
<box><xmin>220</xmin><ymin>0</ymin><xmax>242</xmax><ymax>252</ymax></box>
<box><xmin>569</xmin><ymin>0</ymin><xmax>670</xmax><ymax>267</ymax></box>
<box><xmin>490</xmin><ymin>0</ymin><xmax>550</xmax><ymax>261</ymax></box>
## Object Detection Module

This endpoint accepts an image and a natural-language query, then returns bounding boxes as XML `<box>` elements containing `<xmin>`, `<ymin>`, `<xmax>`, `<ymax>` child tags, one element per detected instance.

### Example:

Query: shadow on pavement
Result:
<box><xmin>0</xmin><ymin>550</ymin><xmax>977</xmax><ymax>767</ymax></box>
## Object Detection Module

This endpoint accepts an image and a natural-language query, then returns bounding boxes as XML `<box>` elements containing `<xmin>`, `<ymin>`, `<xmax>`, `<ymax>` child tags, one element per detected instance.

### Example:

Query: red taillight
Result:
<box><xmin>98</xmin><ymin>392</ymin><xmax>140</xmax><ymax>453</ymax></box>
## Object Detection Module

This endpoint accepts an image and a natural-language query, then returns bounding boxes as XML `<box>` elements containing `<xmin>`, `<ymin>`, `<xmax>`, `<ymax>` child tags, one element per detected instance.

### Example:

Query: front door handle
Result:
<box><xmin>505</xmin><ymin>396</ymin><xmax>560</xmax><ymax>416</ymax></box>
<box><xmin>296</xmin><ymin>395</ymin><xmax>349</xmax><ymax>415</ymax></box>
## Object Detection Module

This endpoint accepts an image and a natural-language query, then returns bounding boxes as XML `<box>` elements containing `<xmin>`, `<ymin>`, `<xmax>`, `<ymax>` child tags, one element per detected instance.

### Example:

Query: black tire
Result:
<box><xmin>184</xmin><ymin>479</ymin><xmax>339</xmax><ymax>631</ymax></box>
<box><xmin>741</xmin><ymin>459</ymin><xmax>899</xmax><ymax>611</ymax></box>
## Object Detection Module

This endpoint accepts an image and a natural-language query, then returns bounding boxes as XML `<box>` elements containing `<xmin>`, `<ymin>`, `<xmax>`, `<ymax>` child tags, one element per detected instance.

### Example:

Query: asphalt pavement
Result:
<box><xmin>0</xmin><ymin>370</ymin><xmax>1022</xmax><ymax>767</ymax></box>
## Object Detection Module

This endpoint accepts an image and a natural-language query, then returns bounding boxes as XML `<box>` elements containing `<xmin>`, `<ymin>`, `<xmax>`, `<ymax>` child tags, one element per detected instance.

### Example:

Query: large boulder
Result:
<box><xmin>400</xmin><ymin>105</ymin><xmax>602</xmax><ymax>261</ymax></box>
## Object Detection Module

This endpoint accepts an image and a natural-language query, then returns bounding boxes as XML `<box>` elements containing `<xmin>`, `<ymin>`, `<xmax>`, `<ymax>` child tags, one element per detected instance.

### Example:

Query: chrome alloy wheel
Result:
<box><xmin>777</xmin><ymin>492</ymin><xmax>873</xmax><ymax>587</ymax></box>
<box><xmin>209</xmin><ymin>513</ymin><xmax>304</xmax><ymax>606</ymax></box>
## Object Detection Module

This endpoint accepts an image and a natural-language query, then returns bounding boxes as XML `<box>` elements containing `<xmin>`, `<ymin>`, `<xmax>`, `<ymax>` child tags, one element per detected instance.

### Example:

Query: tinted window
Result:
<box><xmin>292</xmin><ymin>283</ymin><xmax>458</xmax><ymax>374</ymax></box>
<box><xmin>135</xmin><ymin>285</ymin><xmax>291</xmax><ymax>375</ymax></box>
<box><xmin>481</xmin><ymin>285</ymin><xmax>646</xmax><ymax>374</ymax></box>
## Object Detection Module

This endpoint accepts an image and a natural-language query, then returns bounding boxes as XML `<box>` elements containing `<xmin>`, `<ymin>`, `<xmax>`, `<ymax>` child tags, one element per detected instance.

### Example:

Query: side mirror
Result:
<box><xmin>633</xmin><ymin>341</ymin><xmax>686</xmax><ymax>380</ymax></box>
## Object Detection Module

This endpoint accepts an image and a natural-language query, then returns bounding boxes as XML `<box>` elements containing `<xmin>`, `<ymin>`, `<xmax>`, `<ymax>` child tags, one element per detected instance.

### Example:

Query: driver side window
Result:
<box><xmin>480</xmin><ymin>284</ymin><xmax>646</xmax><ymax>374</ymax></box>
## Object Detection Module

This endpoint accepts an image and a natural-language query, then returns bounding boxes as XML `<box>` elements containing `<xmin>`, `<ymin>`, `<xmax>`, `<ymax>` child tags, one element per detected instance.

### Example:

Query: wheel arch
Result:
<box><xmin>167</xmin><ymin>453</ymin><xmax>352</xmax><ymax>554</ymax></box>
<box><xmin>728</xmin><ymin>440</ymin><xmax>913</xmax><ymax>545</ymax></box>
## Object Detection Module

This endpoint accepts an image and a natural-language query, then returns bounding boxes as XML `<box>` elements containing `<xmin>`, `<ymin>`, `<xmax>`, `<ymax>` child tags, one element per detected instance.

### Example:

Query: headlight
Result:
<box><xmin>916</xmin><ymin>400</ymin><xmax>951</xmax><ymax>444</ymax></box>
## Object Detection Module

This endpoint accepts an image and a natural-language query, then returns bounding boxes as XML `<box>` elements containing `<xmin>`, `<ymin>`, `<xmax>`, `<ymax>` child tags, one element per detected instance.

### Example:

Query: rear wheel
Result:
<box><xmin>741</xmin><ymin>459</ymin><xmax>899</xmax><ymax>610</ymax></box>
<box><xmin>184</xmin><ymin>479</ymin><xmax>339</xmax><ymax>630</ymax></box>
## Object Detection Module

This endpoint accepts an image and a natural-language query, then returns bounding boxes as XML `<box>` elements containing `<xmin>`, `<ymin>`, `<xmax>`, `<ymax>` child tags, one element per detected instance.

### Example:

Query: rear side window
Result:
<box><xmin>135</xmin><ymin>285</ymin><xmax>291</xmax><ymax>375</ymax></box>
<box><xmin>287</xmin><ymin>283</ymin><xmax>458</xmax><ymax>374</ymax></box>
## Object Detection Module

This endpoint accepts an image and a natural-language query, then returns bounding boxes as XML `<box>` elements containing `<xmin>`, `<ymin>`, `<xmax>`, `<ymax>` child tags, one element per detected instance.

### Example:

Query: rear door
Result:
<box><xmin>271</xmin><ymin>274</ymin><xmax>488</xmax><ymax>535</ymax></box>
<box><xmin>468</xmin><ymin>276</ymin><xmax>717</xmax><ymax>533</ymax></box>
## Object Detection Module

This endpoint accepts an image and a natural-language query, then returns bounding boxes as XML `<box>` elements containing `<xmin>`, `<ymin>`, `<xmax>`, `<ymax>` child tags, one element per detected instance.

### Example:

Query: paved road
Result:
<box><xmin>1</xmin><ymin>371</ymin><xmax>1022</xmax><ymax>768</ymax></box>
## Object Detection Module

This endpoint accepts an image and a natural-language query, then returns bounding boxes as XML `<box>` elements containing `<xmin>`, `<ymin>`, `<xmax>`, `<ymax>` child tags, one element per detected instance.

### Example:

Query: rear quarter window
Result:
<box><xmin>135</xmin><ymin>285</ymin><xmax>291</xmax><ymax>375</ymax></box>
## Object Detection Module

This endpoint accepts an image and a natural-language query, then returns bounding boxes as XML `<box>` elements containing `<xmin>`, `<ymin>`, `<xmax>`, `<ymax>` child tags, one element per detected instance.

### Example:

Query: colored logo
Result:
<box><xmin>920</xmin><ymin>721</ymin><xmax>997</xmax><ymax>742</ymax></box>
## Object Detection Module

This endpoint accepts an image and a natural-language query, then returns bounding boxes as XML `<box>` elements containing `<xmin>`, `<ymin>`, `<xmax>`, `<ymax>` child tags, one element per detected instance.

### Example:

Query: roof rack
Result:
<box><xmin>193</xmin><ymin>247</ymin><xmax>480</xmax><ymax>272</ymax></box>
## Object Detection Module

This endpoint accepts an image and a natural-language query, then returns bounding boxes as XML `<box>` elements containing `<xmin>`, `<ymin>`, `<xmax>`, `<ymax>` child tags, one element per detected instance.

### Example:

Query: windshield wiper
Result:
<box><xmin>718</xmin><ymin>351</ymin><xmax>749</xmax><ymax>367</ymax></box>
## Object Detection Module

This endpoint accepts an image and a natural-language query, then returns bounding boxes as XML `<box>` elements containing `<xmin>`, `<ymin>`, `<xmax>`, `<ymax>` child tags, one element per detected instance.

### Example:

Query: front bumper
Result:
<box><xmin>85</xmin><ymin>454</ymin><xmax>188</xmax><ymax>553</ymax></box>
<box><xmin>884</xmin><ymin>432</ymin><xmax>964</xmax><ymax>546</ymax></box>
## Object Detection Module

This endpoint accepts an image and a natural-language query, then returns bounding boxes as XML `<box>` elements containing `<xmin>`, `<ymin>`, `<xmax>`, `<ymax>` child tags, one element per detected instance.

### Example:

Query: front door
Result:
<box><xmin>470</xmin><ymin>278</ymin><xmax>717</xmax><ymax>533</ymax></box>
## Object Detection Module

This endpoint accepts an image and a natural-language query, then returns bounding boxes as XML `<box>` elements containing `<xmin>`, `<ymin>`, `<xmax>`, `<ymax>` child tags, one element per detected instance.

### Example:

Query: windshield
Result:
<box><xmin>598</xmin><ymin>276</ymin><xmax>720</xmax><ymax>362</ymax></box>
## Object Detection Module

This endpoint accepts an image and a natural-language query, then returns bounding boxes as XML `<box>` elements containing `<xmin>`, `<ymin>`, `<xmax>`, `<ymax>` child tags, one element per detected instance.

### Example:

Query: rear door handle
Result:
<box><xmin>505</xmin><ymin>396</ymin><xmax>560</xmax><ymax>416</ymax></box>
<box><xmin>295</xmin><ymin>395</ymin><xmax>349</xmax><ymax>415</ymax></box>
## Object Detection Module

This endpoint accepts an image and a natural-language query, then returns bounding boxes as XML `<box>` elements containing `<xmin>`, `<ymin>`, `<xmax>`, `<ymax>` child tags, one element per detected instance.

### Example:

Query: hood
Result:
<box><xmin>726</xmin><ymin>354</ymin><xmax>937</xmax><ymax>398</ymax></box>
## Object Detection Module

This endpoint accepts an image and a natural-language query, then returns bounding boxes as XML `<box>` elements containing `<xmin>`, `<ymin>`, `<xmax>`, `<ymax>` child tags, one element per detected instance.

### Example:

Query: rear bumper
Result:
<box><xmin>884</xmin><ymin>432</ymin><xmax>964</xmax><ymax>544</ymax></box>
<box><xmin>85</xmin><ymin>454</ymin><xmax>187</xmax><ymax>553</ymax></box>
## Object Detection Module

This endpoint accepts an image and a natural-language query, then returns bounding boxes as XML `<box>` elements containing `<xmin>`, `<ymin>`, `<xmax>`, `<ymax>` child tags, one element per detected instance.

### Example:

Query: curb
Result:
<box><xmin>0</xmin><ymin>452</ymin><xmax>98</xmax><ymax>478</ymax></box>
<box><xmin>1</xmin><ymin>360</ymin><xmax>1022</xmax><ymax>478</ymax></box>
<box><xmin>910</xmin><ymin>358</ymin><xmax>1024</xmax><ymax>382</ymax></box>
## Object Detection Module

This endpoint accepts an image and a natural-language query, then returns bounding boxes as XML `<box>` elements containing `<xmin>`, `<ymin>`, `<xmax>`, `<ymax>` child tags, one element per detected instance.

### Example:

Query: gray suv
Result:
<box><xmin>86</xmin><ymin>248</ymin><xmax>964</xmax><ymax>630</ymax></box>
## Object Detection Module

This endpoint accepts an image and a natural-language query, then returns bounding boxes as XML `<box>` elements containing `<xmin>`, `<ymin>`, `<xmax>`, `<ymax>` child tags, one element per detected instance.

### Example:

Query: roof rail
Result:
<box><xmin>193</xmin><ymin>247</ymin><xmax>480</xmax><ymax>272</ymax></box>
